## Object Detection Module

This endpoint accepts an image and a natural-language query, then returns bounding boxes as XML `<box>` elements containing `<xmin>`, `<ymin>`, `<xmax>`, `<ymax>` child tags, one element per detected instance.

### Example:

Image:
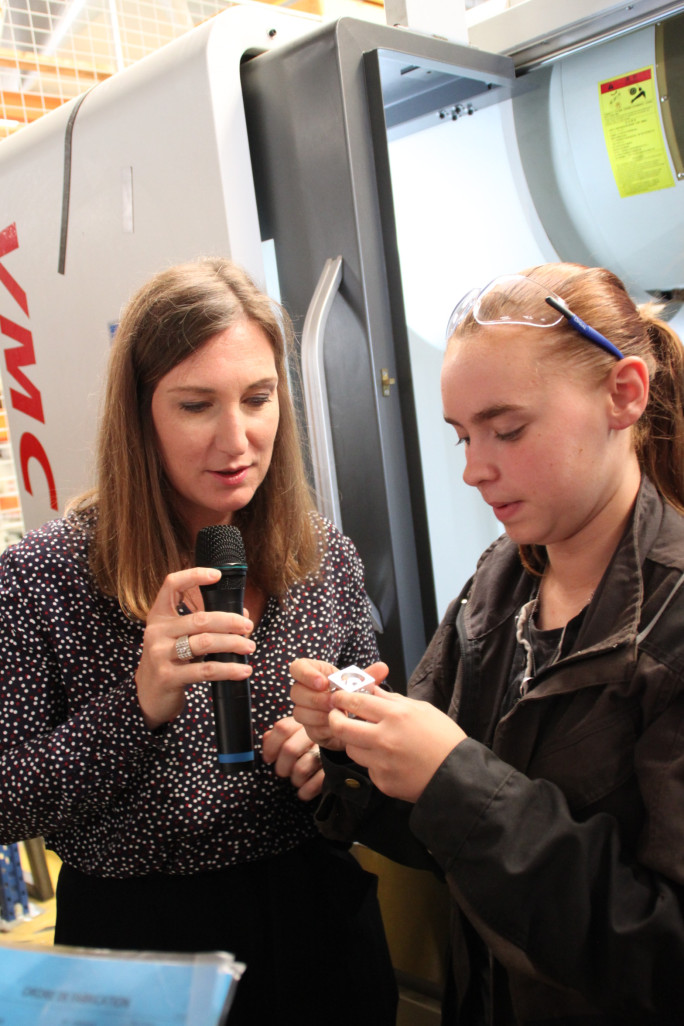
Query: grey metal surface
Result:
<box><xmin>300</xmin><ymin>254</ymin><xmax>344</xmax><ymax>530</ymax></box>
<box><xmin>470</xmin><ymin>0</ymin><xmax>684</xmax><ymax>72</ymax></box>
<box><xmin>241</xmin><ymin>17</ymin><xmax>515</xmax><ymax>687</ymax></box>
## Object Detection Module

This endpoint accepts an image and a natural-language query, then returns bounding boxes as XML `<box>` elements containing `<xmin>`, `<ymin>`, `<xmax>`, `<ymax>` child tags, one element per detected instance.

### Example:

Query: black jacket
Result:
<box><xmin>317</xmin><ymin>477</ymin><xmax>684</xmax><ymax>1024</ymax></box>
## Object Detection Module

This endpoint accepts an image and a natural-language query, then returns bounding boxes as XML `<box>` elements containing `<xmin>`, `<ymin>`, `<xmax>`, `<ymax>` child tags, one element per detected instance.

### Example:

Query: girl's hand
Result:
<box><xmin>325</xmin><ymin>688</ymin><xmax>466</xmax><ymax>803</ymax></box>
<box><xmin>289</xmin><ymin>659</ymin><xmax>389</xmax><ymax>751</ymax></box>
<box><xmin>262</xmin><ymin>716</ymin><xmax>324</xmax><ymax>801</ymax></box>
<box><xmin>135</xmin><ymin>567</ymin><xmax>255</xmax><ymax>730</ymax></box>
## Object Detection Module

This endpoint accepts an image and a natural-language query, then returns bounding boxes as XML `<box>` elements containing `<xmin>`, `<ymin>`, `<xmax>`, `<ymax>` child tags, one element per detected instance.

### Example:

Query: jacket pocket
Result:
<box><xmin>521</xmin><ymin>691</ymin><xmax>640</xmax><ymax>811</ymax></box>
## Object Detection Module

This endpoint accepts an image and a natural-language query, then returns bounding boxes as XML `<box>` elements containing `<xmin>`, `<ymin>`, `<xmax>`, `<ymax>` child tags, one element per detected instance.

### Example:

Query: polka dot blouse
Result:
<box><xmin>0</xmin><ymin>511</ymin><xmax>379</xmax><ymax>877</ymax></box>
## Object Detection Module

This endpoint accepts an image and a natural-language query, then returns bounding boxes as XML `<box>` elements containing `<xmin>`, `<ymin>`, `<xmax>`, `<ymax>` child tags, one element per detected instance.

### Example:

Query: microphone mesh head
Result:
<box><xmin>195</xmin><ymin>525</ymin><xmax>247</xmax><ymax>567</ymax></box>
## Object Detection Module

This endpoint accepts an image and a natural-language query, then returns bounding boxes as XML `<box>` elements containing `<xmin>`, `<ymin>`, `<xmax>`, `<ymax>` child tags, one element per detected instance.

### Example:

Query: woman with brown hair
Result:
<box><xmin>292</xmin><ymin>263</ymin><xmax>684</xmax><ymax>1023</ymax></box>
<box><xmin>0</xmin><ymin>258</ymin><xmax>396</xmax><ymax>1025</ymax></box>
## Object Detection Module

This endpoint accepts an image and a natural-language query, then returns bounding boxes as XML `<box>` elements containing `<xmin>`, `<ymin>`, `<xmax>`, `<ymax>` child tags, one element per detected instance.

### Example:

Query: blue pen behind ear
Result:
<box><xmin>545</xmin><ymin>294</ymin><xmax>624</xmax><ymax>360</ymax></box>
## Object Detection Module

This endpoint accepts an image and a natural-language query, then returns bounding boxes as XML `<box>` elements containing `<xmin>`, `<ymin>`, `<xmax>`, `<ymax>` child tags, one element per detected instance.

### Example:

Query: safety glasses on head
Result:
<box><xmin>445</xmin><ymin>274</ymin><xmax>624</xmax><ymax>360</ymax></box>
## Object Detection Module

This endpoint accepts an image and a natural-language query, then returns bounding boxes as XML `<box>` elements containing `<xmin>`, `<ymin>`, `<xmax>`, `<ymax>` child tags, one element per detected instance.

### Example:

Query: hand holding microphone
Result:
<box><xmin>134</xmin><ymin>560</ymin><xmax>252</xmax><ymax>731</ymax></box>
<box><xmin>196</xmin><ymin>524</ymin><xmax>255</xmax><ymax>773</ymax></box>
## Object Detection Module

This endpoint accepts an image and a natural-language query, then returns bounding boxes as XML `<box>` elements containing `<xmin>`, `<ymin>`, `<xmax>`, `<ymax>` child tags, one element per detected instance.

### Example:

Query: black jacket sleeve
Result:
<box><xmin>411</xmin><ymin>736</ymin><xmax>684</xmax><ymax>1015</ymax></box>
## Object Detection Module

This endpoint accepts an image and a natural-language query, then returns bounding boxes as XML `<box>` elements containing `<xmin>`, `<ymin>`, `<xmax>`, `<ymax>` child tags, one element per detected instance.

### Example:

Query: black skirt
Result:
<box><xmin>54</xmin><ymin>836</ymin><xmax>398</xmax><ymax>1026</ymax></box>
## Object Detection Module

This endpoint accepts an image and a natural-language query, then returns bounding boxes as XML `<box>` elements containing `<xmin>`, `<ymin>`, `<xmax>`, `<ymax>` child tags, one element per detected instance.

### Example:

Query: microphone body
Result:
<box><xmin>195</xmin><ymin>525</ymin><xmax>254</xmax><ymax>773</ymax></box>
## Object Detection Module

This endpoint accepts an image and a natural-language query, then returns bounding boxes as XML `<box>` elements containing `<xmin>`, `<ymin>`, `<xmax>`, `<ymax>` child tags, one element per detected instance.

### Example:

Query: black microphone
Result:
<box><xmin>195</xmin><ymin>525</ymin><xmax>254</xmax><ymax>773</ymax></box>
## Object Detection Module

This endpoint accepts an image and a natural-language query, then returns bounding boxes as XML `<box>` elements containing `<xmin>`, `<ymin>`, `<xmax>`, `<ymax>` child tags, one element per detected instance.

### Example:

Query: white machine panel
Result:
<box><xmin>546</xmin><ymin>25</ymin><xmax>684</xmax><ymax>295</ymax></box>
<box><xmin>0</xmin><ymin>5</ymin><xmax>315</xmax><ymax>532</ymax></box>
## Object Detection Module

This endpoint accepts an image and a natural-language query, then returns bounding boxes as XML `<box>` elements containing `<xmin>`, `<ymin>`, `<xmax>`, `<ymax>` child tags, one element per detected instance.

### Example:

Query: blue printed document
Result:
<box><xmin>0</xmin><ymin>945</ymin><xmax>243</xmax><ymax>1025</ymax></box>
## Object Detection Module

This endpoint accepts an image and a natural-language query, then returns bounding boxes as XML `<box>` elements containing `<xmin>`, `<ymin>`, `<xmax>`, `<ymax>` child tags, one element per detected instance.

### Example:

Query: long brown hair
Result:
<box><xmin>73</xmin><ymin>258</ymin><xmax>321</xmax><ymax>619</ymax></box>
<box><xmin>449</xmin><ymin>262</ymin><xmax>684</xmax><ymax>574</ymax></box>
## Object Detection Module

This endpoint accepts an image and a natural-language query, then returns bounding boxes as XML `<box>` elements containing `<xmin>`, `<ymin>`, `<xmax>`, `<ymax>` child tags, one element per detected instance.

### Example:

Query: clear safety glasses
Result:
<box><xmin>445</xmin><ymin>274</ymin><xmax>624</xmax><ymax>360</ymax></box>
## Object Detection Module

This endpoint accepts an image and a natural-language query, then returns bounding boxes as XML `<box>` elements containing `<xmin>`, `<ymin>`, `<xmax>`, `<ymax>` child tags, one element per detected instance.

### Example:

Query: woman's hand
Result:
<box><xmin>262</xmin><ymin>716</ymin><xmax>325</xmax><ymax>801</ymax></box>
<box><xmin>135</xmin><ymin>567</ymin><xmax>255</xmax><ymax>730</ymax></box>
<box><xmin>325</xmin><ymin>688</ymin><xmax>467</xmax><ymax>803</ymax></box>
<box><xmin>289</xmin><ymin>658</ymin><xmax>389</xmax><ymax>751</ymax></box>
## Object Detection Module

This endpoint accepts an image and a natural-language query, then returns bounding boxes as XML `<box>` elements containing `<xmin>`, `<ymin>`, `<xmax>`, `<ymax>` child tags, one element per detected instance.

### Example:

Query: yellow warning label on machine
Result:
<box><xmin>599</xmin><ymin>66</ymin><xmax>674</xmax><ymax>198</ymax></box>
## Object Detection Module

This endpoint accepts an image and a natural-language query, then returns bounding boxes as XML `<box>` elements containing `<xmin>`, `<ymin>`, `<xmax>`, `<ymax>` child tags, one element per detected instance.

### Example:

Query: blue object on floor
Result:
<box><xmin>0</xmin><ymin>843</ymin><xmax>30</xmax><ymax>921</ymax></box>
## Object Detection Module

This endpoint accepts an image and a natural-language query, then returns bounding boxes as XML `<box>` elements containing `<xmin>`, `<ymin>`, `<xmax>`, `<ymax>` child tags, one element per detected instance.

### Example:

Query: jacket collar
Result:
<box><xmin>463</xmin><ymin>477</ymin><xmax>684</xmax><ymax>656</ymax></box>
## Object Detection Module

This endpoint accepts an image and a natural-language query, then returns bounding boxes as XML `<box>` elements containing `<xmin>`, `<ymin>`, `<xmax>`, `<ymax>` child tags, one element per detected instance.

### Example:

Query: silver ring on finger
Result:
<box><xmin>175</xmin><ymin>634</ymin><xmax>194</xmax><ymax>663</ymax></box>
<box><xmin>311</xmin><ymin>746</ymin><xmax>322</xmax><ymax>764</ymax></box>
